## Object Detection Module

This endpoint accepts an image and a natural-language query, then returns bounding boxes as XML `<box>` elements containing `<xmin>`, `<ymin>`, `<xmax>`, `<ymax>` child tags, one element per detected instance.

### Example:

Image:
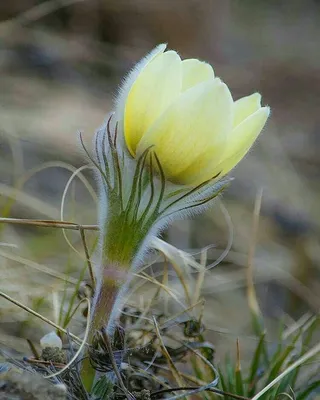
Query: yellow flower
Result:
<box><xmin>116</xmin><ymin>44</ymin><xmax>270</xmax><ymax>186</ymax></box>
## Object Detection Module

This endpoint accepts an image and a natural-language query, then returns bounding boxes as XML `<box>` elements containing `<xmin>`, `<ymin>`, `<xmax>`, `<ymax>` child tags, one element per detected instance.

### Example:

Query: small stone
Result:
<box><xmin>0</xmin><ymin>367</ymin><xmax>67</xmax><ymax>400</ymax></box>
<box><xmin>40</xmin><ymin>331</ymin><xmax>62</xmax><ymax>350</ymax></box>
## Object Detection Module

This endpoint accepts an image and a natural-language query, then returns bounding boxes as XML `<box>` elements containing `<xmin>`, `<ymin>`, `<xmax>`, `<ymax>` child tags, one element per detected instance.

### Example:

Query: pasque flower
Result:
<box><xmin>81</xmin><ymin>44</ymin><xmax>270</xmax><ymax>392</ymax></box>
<box><xmin>117</xmin><ymin>44</ymin><xmax>270</xmax><ymax>185</ymax></box>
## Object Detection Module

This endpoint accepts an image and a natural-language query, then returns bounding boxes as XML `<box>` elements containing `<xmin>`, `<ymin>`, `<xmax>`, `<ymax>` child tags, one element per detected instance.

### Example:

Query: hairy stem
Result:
<box><xmin>81</xmin><ymin>265</ymin><xmax>129</xmax><ymax>392</ymax></box>
<box><xmin>92</xmin><ymin>266</ymin><xmax>128</xmax><ymax>334</ymax></box>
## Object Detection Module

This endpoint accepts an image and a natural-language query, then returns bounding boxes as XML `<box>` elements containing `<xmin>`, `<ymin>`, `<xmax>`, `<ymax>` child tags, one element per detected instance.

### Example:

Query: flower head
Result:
<box><xmin>116</xmin><ymin>44</ymin><xmax>270</xmax><ymax>186</ymax></box>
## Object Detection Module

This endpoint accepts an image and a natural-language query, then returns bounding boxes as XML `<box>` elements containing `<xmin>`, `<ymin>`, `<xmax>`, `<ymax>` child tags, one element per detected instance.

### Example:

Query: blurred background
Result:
<box><xmin>0</xmin><ymin>0</ymin><xmax>320</xmax><ymax>363</ymax></box>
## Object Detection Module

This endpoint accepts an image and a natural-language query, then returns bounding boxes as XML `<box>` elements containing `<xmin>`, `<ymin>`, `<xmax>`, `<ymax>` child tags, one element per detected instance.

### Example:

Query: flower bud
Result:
<box><xmin>116</xmin><ymin>45</ymin><xmax>270</xmax><ymax>185</ymax></box>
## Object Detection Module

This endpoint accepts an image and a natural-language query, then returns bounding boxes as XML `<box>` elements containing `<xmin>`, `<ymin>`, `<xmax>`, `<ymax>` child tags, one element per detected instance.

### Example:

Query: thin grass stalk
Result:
<box><xmin>0</xmin><ymin>290</ymin><xmax>83</xmax><ymax>345</ymax></box>
<box><xmin>247</xmin><ymin>188</ymin><xmax>265</xmax><ymax>337</ymax></box>
<box><xmin>251</xmin><ymin>340</ymin><xmax>320</xmax><ymax>400</ymax></box>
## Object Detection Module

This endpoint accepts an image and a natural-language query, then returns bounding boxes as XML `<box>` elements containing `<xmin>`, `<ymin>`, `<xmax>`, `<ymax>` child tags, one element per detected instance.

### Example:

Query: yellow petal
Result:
<box><xmin>233</xmin><ymin>93</ymin><xmax>262</xmax><ymax>127</ymax></box>
<box><xmin>219</xmin><ymin>106</ymin><xmax>270</xmax><ymax>176</ymax></box>
<box><xmin>181</xmin><ymin>59</ymin><xmax>214</xmax><ymax>91</ymax></box>
<box><xmin>114</xmin><ymin>44</ymin><xmax>167</xmax><ymax>128</ymax></box>
<box><xmin>124</xmin><ymin>50</ymin><xmax>182</xmax><ymax>156</ymax></box>
<box><xmin>137</xmin><ymin>79</ymin><xmax>233</xmax><ymax>185</ymax></box>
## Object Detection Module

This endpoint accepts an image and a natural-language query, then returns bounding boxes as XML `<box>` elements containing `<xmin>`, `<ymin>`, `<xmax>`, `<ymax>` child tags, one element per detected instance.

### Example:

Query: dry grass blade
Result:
<box><xmin>134</xmin><ymin>272</ymin><xmax>186</xmax><ymax>310</ymax></box>
<box><xmin>79</xmin><ymin>227</ymin><xmax>95</xmax><ymax>288</ymax></box>
<box><xmin>0</xmin><ymin>217</ymin><xmax>97</xmax><ymax>287</ymax></box>
<box><xmin>0</xmin><ymin>183</ymin><xmax>59</xmax><ymax>218</ymax></box>
<box><xmin>0</xmin><ymin>217</ymin><xmax>98</xmax><ymax>231</ymax></box>
<box><xmin>247</xmin><ymin>188</ymin><xmax>264</xmax><ymax>329</ymax></box>
<box><xmin>100</xmin><ymin>330</ymin><xmax>134</xmax><ymax>400</ymax></box>
<box><xmin>152</xmin><ymin>316</ymin><xmax>185</xmax><ymax>389</ymax></box>
<box><xmin>192</xmin><ymin>248</ymin><xmax>207</xmax><ymax>305</ymax></box>
<box><xmin>1</xmin><ymin>160</ymin><xmax>97</xmax><ymax>220</ymax></box>
<box><xmin>0</xmin><ymin>290</ymin><xmax>83</xmax><ymax>346</ymax></box>
<box><xmin>0</xmin><ymin>0</ymin><xmax>86</xmax><ymax>31</ymax></box>
<box><xmin>206</xmin><ymin>198</ymin><xmax>234</xmax><ymax>270</ymax></box>
<box><xmin>164</xmin><ymin>253</ymin><xmax>192</xmax><ymax>307</ymax></box>
<box><xmin>0</xmin><ymin>248</ymin><xmax>77</xmax><ymax>284</ymax></box>
<box><xmin>159</xmin><ymin>299</ymin><xmax>204</xmax><ymax>330</ymax></box>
